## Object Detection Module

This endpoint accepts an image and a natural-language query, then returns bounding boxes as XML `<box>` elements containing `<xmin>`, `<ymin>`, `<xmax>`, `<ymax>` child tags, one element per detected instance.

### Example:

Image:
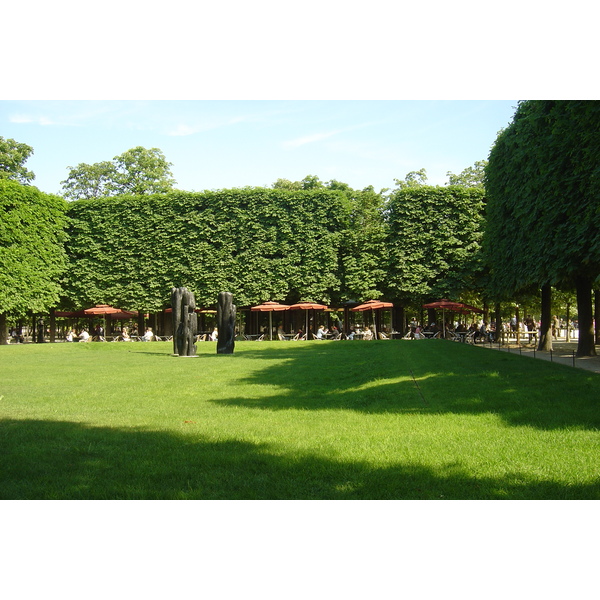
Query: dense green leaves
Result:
<box><xmin>0</xmin><ymin>137</ymin><xmax>35</xmax><ymax>184</ymax></box>
<box><xmin>64</xmin><ymin>188</ymin><xmax>349</xmax><ymax>310</ymax></box>
<box><xmin>0</xmin><ymin>180</ymin><xmax>68</xmax><ymax>316</ymax></box>
<box><xmin>484</xmin><ymin>100</ymin><xmax>600</xmax><ymax>295</ymax></box>
<box><xmin>385</xmin><ymin>185</ymin><xmax>485</xmax><ymax>302</ymax></box>
<box><xmin>60</xmin><ymin>147</ymin><xmax>176</xmax><ymax>200</ymax></box>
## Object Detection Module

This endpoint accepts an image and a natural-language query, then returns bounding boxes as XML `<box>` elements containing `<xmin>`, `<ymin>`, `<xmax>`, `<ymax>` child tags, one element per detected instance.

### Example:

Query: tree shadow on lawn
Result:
<box><xmin>2</xmin><ymin>418</ymin><xmax>599</xmax><ymax>500</ymax></box>
<box><xmin>210</xmin><ymin>342</ymin><xmax>600</xmax><ymax>431</ymax></box>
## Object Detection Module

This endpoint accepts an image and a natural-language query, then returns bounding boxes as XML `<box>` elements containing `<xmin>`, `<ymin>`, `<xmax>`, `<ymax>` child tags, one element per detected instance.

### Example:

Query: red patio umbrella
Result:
<box><xmin>83</xmin><ymin>304</ymin><xmax>126</xmax><ymax>316</ymax></box>
<box><xmin>422</xmin><ymin>299</ymin><xmax>465</xmax><ymax>337</ymax></box>
<box><xmin>250</xmin><ymin>301</ymin><xmax>290</xmax><ymax>340</ymax></box>
<box><xmin>351</xmin><ymin>299</ymin><xmax>393</xmax><ymax>338</ymax></box>
<box><xmin>288</xmin><ymin>301</ymin><xmax>328</xmax><ymax>339</ymax></box>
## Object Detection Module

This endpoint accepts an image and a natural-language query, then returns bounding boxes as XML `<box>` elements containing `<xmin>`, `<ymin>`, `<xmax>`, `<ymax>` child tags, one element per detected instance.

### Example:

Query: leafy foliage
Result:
<box><xmin>484</xmin><ymin>100</ymin><xmax>600</xmax><ymax>296</ymax></box>
<box><xmin>385</xmin><ymin>185</ymin><xmax>485</xmax><ymax>302</ymax></box>
<box><xmin>0</xmin><ymin>137</ymin><xmax>35</xmax><ymax>184</ymax></box>
<box><xmin>0</xmin><ymin>180</ymin><xmax>68</xmax><ymax>316</ymax></box>
<box><xmin>60</xmin><ymin>146</ymin><xmax>176</xmax><ymax>200</ymax></box>
<box><xmin>446</xmin><ymin>160</ymin><xmax>487</xmax><ymax>188</ymax></box>
<box><xmin>63</xmin><ymin>188</ymin><xmax>349</xmax><ymax>310</ymax></box>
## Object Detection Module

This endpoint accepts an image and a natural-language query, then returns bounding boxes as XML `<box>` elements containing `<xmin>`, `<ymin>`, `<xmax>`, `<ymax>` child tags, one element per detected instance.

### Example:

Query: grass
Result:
<box><xmin>1</xmin><ymin>339</ymin><xmax>599</xmax><ymax>499</ymax></box>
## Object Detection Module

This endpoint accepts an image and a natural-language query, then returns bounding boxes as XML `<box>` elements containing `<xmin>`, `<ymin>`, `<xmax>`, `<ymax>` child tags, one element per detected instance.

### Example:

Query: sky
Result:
<box><xmin>1</xmin><ymin>100</ymin><xmax>519</xmax><ymax>195</ymax></box>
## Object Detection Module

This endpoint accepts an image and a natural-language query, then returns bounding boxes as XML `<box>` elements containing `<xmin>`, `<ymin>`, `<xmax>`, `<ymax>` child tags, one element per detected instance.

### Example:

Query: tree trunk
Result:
<box><xmin>494</xmin><ymin>302</ymin><xmax>502</xmax><ymax>343</ymax></box>
<box><xmin>595</xmin><ymin>290</ymin><xmax>600</xmax><ymax>345</ymax></box>
<box><xmin>0</xmin><ymin>313</ymin><xmax>8</xmax><ymax>345</ymax></box>
<box><xmin>575</xmin><ymin>275</ymin><xmax>597</xmax><ymax>357</ymax></box>
<box><xmin>538</xmin><ymin>284</ymin><xmax>553</xmax><ymax>351</ymax></box>
<box><xmin>565</xmin><ymin>302</ymin><xmax>571</xmax><ymax>342</ymax></box>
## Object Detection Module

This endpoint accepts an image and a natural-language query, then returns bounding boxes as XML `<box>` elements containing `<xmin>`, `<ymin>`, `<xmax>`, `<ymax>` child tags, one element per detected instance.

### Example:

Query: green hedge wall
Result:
<box><xmin>64</xmin><ymin>188</ymin><xmax>350</xmax><ymax>311</ymax></box>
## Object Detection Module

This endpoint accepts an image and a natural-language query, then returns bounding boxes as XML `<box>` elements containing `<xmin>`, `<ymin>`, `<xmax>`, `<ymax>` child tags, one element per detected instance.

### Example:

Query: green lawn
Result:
<box><xmin>1</xmin><ymin>339</ymin><xmax>599</xmax><ymax>499</ymax></box>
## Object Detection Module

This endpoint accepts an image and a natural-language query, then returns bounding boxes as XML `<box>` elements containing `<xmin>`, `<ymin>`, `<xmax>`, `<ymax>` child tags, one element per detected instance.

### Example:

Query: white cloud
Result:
<box><xmin>283</xmin><ymin>130</ymin><xmax>344</xmax><ymax>149</ymax></box>
<box><xmin>9</xmin><ymin>114</ymin><xmax>57</xmax><ymax>125</ymax></box>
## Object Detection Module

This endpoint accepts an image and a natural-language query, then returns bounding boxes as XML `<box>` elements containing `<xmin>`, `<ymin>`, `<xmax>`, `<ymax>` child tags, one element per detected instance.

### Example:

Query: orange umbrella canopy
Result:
<box><xmin>351</xmin><ymin>299</ymin><xmax>393</xmax><ymax>311</ymax></box>
<box><xmin>250</xmin><ymin>301</ymin><xmax>290</xmax><ymax>312</ymax></box>
<box><xmin>288</xmin><ymin>301</ymin><xmax>327</xmax><ymax>310</ymax></box>
<box><xmin>83</xmin><ymin>304</ymin><xmax>125</xmax><ymax>315</ymax></box>
<box><xmin>422</xmin><ymin>299</ymin><xmax>464</xmax><ymax>310</ymax></box>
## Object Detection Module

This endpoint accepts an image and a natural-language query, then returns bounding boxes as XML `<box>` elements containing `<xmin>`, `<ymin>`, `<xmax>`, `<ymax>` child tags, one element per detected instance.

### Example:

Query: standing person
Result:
<box><xmin>409</xmin><ymin>317</ymin><xmax>418</xmax><ymax>340</ymax></box>
<box><xmin>552</xmin><ymin>315</ymin><xmax>561</xmax><ymax>339</ymax></box>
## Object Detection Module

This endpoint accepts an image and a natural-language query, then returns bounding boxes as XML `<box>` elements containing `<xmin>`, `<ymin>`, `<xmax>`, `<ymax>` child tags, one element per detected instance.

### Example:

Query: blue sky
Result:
<box><xmin>1</xmin><ymin>100</ymin><xmax>518</xmax><ymax>195</ymax></box>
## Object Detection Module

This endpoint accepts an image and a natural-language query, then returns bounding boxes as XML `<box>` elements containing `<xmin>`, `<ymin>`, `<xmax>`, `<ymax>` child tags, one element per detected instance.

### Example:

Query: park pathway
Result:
<box><xmin>475</xmin><ymin>339</ymin><xmax>600</xmax><ymax>375</ymax></box>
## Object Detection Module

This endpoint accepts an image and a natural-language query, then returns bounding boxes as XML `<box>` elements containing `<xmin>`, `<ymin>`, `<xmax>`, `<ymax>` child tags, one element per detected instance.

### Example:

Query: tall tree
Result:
<box><xmin>392</xmin><ymin>168</ymin><xmax>428</xmax><ymax>190</ymax></box>
<box><xmin>110</xmin><ymin>147</ymin><xmax>176</xmax><ymax>195</ymax></box>
<box><xmin>60</xmin><ymin>161</ymin><xmax>116</xmax><ymax>200</ymax></box>
<box><xmin>0</xmin><ymin>137</ymin><xmax>35</xmax><ymax>184</ymax></box>
<box><xmin>60</xmin><ymin>146</ymin><xmax>176</xmax><ymax>200</ymax></box>
<box><xmin>485</xmin><ymin>100</ymin><xmax>600</xmax><ymax>356</ymax></box>
<box><xmin>0</xmin><ymin>180</ymin><xmax>68</xmax><ymax>343</ymax></box>
<box><xmin>446</xmin><ymin>160</ymin><xmax>487</xmax><ymax>188</ymax></box>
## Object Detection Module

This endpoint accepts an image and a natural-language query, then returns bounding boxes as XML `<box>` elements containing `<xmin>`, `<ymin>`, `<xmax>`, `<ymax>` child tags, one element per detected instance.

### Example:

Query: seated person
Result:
<box><xmin>78</xmin><ymin>329</ymin><xmax>90</xmax><ymax>342</ymax></box>
<box><xmin>316</xmin><ymin>326</ymin><xmax>327</xmax><ymax>339</ymax></box>
<box><xmin>142</xmin><ymin>327</ymin><xmax>154</xmax><ymax>342</ymax></box>
<box><xmin>363</xmin><ymin>326</ymin><xmax>373</xmax><ymax>340</ymax></box>
<box><xmin>122</xmin><ymin>327</ymin><xmax>131</xmax><ymax>342</ymax></box>
<box><xmin>210</xmin><ymin>327</ymin><xmax>218</xmax><ymax>341</ymax></box>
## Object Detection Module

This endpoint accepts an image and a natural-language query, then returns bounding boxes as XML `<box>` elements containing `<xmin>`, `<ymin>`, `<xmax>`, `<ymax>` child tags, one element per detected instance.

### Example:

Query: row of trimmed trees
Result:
<box><xmin>1</xmin><ymin>101</ymin><xmax>599</xmax><ymax>355</ymax></box>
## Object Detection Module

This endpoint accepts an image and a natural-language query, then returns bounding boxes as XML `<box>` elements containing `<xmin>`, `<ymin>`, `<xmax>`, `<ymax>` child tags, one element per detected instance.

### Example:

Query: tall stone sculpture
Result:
<box><xmin>217</xmin><ymin>291</ymin><xmax>236</xmax><ymax>354</ymax></box>
<box><xmin>171</xmin><ymin>286</ymin><xmax>198</xmax><ymax>356</ymax></box>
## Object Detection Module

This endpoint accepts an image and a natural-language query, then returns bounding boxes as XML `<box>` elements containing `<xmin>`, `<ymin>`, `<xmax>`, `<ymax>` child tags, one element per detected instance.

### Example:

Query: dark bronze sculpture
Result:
<box><xmin>217</xmin><ymin>291</ymin><xmax>236</xmax><ymax>354</ymax></box>
<box><xmin>171</xmin><ymin>286</ymin><xmax>198</xmax><ymax>356</ymax></box>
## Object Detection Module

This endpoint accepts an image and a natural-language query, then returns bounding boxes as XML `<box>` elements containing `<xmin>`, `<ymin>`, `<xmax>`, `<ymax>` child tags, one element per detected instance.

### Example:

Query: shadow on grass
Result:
<box><xmin>2</xmin><ymin>418</ymin><xmax>599</xmax><ymax>500</ymax></box>
<box><xmin>210</xmin><ymin>341</ymin><xmax>600</xmax><ymax>431</ymax></box>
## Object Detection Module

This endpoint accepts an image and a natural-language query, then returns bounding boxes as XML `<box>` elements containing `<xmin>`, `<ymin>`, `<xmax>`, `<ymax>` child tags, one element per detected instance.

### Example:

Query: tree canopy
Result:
<box><xmin>60</xmin><ymin>146</ymin><xmax>176</xmax><ymax>200</ymax></box>
<box><xmin>0</xmin><ymin>180</ymin><xmax>68</xmax><ymax>341</ymax></box>
<box><xmin>63</xmin><ymin>188</ymin><xmax>349</xmax><ymax>311</ymax></box>
<box><xmin>0</xmin><ymin>137</ymin><xmax>35</xmax><ymax>184</ymax></box>
<box><xmin>446</xmin><ymin>160</ymin><xmax>487</xmax><ymax>188</ymax></box>
<box><xmin>385</xmin><ymin>185</ymin><xmax>486</xmax><ymax>304</ymax></box>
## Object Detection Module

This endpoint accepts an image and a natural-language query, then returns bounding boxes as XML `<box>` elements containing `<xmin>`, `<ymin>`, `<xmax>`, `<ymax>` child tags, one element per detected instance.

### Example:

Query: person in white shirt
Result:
<box><xmin>78</xmin><ymin>329</ymin><xmax>90</xmax><ymax>342</ymax></box>
<box><xmin>143</xmin><ymin>327</ymin><xmax>154</xmax><ymax>341</ymax></box>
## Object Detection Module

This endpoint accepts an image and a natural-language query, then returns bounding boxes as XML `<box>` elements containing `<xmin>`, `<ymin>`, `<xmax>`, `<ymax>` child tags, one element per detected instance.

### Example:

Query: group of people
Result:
<box><xmin>408</xmin><ymin>318</ymin><xmax>497</xmax><ymax>343</ymax></box>
<box><xmin>64</xmin><ymin>325</ymin><xmax>155</xmax><ymax>342</ymax></box>
<box><xmin>273</xmin><ymin>324</ymin><xmax>375</xmax><ymax>340</ymax></box>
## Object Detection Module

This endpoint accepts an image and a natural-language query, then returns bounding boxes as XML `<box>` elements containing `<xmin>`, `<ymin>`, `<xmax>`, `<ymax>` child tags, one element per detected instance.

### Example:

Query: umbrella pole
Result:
<box><xmin>372</xmin><ymin>309</ymin><xmax>377</xmax><ymax>339</ymax></box>
<box><xmin>305</xmin><ymin>310</ymin><xmax>308</xmax><ymax>340</ymax></box>
<box><xmin>269</xmin><ymin>312</ymin><xmax>273</xmax><ymax>341</ymax></box>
